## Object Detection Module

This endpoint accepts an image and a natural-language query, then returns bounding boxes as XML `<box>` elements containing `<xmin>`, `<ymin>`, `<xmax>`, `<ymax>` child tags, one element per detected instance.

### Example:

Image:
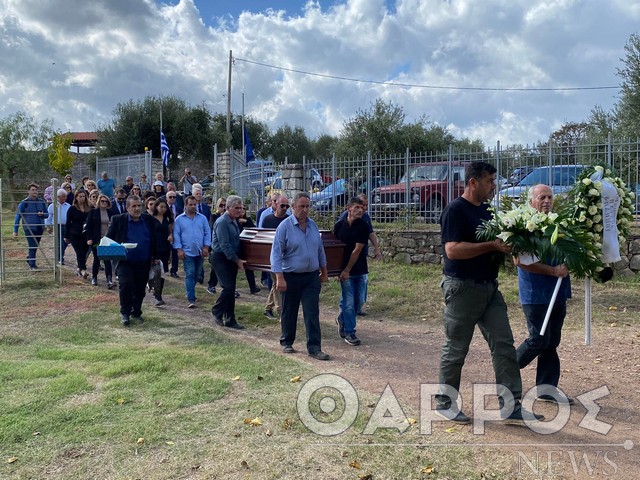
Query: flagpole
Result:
<box><xmin>242</xmin><ymin>92</ymin><xmax>246</xmax><ymax>163</ymax></box>
<box><xmin>160</xmin><ymin>103</ymin><xmax>165</xmax><ymax>178</ymax></box>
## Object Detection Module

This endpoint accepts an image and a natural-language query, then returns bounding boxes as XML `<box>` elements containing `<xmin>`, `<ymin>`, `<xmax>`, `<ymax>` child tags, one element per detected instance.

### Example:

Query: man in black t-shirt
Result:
<box><xmin>436</xmin><ymin>161</ymin><xmax>543</xmax><ymax>427</ymax></box>
<box><xmin>333</xmin><ymin>197</ymin><xmax>370</xmax><ymax>346</ymax></box>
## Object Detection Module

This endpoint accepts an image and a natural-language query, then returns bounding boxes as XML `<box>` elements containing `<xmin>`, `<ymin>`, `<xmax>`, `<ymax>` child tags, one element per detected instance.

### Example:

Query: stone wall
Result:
<box><xmin>376</xmin><ymin>230</ymin><xmax>640</xmax><ymax>277</ymax></box>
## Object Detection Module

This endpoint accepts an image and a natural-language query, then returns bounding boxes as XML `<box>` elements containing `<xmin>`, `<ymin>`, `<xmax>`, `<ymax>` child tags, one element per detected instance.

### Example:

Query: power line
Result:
<box><xmin>234</xmin><ymin>56</ymin><xmax>619</xmax><ymax>92</ymax></box>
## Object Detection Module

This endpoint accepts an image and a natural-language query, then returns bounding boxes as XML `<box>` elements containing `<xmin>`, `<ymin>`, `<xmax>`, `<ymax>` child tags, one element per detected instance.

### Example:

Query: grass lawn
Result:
<box><xmin>0</xmin><ymin>258</ymin><xmax>638</xmax><ymax>479</ymax></box>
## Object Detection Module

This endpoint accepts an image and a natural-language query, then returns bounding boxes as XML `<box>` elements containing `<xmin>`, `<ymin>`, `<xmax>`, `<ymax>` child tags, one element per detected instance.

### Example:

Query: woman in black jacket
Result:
<box><xmin>65</xmin><ymin>189</ymin><xmax>93</xmax><ymax>278</ymax></box>
<box><xmin>85</xmin><ymin>194</ymin><xmax>115</xmax><ymax>288</ymax></box>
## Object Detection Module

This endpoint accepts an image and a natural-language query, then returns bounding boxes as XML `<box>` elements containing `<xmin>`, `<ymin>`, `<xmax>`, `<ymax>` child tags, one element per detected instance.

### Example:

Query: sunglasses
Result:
<box><xmin>167</xmin><ymin>196</ymin><xmax>176</xmax><ymax>199</ymax></box>
<box><xmin>100</xmin><ymin>200</ymin><xmax>109</xmax><ymax>204</ymax></box>
<box><xmin>218</xmin><ymin>204</ymin><xmax>226</xmax><ymax>208</ymax></box>
<box><xmin>280</xmin><ymin>204</ymin><xmax>290</xmax><ymax>209</ymax></box>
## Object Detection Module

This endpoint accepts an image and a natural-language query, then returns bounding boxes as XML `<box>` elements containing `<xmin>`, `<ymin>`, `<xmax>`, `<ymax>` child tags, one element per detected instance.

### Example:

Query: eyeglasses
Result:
<box><xmin>100</xmin><ymin>200</ymin><xmax>109</xmax><ymax>204</ymax></box>
<box><xmin>218</xmin><ymin>204</ymin><xmax>226</xmax><ymax>208</ymax></box>
<box><xmin>167</xmin><ymin>195</ymin><xmax>176</xmax><ymax>199</ymax></box>
<box><xmin>280</xmin><ymin>204</ymin><xmax>290</xmax><ymax>209</ymax></box>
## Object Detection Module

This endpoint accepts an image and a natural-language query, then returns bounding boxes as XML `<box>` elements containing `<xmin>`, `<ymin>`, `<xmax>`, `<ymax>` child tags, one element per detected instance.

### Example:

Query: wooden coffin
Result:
<box><xmin>240</xmin><ymin>228</ymin><xmax>345</xmax><ymax>277</ymax></box>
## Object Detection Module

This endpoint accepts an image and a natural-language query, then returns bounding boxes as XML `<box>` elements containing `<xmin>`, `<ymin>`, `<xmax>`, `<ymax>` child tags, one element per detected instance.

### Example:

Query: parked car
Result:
<box><xmin>356</xmin><ymin>176</ymin><xmax>392</xmax><ymax>195</ymax></box>
<box><xmin>310</xmin><ymin>179</ymin><xmax>351</xmax><ymax>212</ymax></box>
<box><xmin>267</xmin><ymin>167</ymin><xmax>324</xmax><ymax>193</ymax></box>
<box><xmin>506</xmin><ymin>166</ymin><xmax>535</xmax><ymax>187</ymax></box>
<box><xmin>370</xmin><ymin>162</ymin><xmax>468</xmax><ymax>223</ymax></box>
<box><xmin>495</xmin><ymin>165</ymin><xmax>586</xmax><ymax>206</ymax></box>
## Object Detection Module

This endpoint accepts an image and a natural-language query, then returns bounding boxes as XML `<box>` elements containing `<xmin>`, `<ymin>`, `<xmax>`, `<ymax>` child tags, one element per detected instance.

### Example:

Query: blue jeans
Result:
<box><xmin>358</xmin><ymin>273</ymin><xmax>368</xmax><ymax>313</ymax></box>
<box><xmin>338</xmin><ymin>274</ymin><xmax>367</xmax><ymax>336</ymax></box>
<box><xmin>183</xmin><ymin>255</ymin><xmax>203</xmax><ymax>302</ymax></box>
<box><xmin>24</xmin><ymin>227</ymin><xmax>43</xmax><ymax>268</ymax></box>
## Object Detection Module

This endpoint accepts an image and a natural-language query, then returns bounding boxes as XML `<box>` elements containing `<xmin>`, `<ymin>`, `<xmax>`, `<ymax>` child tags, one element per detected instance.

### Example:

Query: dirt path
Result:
<box><xmin>149</xmin><ymin>276</ymin><xmax>639</xmax><ymax>479</ymax></box>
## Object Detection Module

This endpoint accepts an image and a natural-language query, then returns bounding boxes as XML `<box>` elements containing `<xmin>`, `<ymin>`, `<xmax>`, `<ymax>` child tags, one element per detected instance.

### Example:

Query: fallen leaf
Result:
<box><xmin>283</xmin><ymin>418</ymin><xmax>291</xmax><ymax>430</ymax></box>
<box><xmin>33</xmin><ymin>431</ymin><xmax>41</xmax><ymax>436</ymax></box>
<box><xmin>232</xmin><ymin>433</ymin><xmax>241</xmax><ymax>438</ymax></box>
<box><xmin>265</xmin><ymin>429</ymin><xmax>272</xmax><ymax>436</ymax></box>
<box><xmin>445</xmin><ymin>426</ymin><xmax>459</xmax><ymax>433</ymax></box>
<box><xmin>233</xmin><ymin>376</ymin><xmax>240</xmax><ymax>381</ymax></box>
<box><xmin>5</xmin><ymin>457</ymin><xmax>17</xmax><ymax>464</ymax></box>
<box><xmin>257</xmin><ymin>375</ymin><xmax>264</xmax><ymax>381</ymax></box>
<box><xmin>244</xmin><ymin>417</ymin><xmax>262</xmax><ymax>427</ymax></box>
<box><xmin>609</xmin><ymin>305</ymin><xmax>618</xmax><ymax>311</ymax></box>
<box><xmin>350</xmin><ymin>459</ymin><xmax>362</xmax><ymax>469</ymax></box>
<box><xmin>116</xmin><ymin>398</ymin><xmax>126</xmax><ymax>405</ymax></box>
<box><xmin>358</xmin><ymin>474</ymin><xmax>373</xmax><ymax>480</ymax></box>
<box><xmin>610</xmin><ymin>322</ymin><xmax>618</xmax><ymax>327</ymax></box>
<box><xmin>420</xmin><ymin>464</ymin><xmax>434</xmax><ymax>474</ymax></box>
<box><xmin>137</xmin><ymin>437</ymin><xmax>144</xmax><ymax>445</ymax></box>
<box><xmin>290</xmin><ymin>375</ymin><xmax>302</xmax><ymax>383</ymax></box>
<box><xmin>165</xmin><ymin>441</ymin><xmax>175</xmax><ymax>446</ymax></box>
<box><xmin>241</xmin><ymin>460</ymin><xmax>249</xmax><ymax>469</ymax></box>
<box><xmin>406</xmin><ymin>417</ymin><xmax>417</xmax><ymax>425</ymax></box>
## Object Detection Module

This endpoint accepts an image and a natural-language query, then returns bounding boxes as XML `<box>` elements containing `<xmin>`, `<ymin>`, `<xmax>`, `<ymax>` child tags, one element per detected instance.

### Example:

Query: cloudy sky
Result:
<box><xmin>0</xmin><ymin>0</ymin><xmax>637</xmax><ymax>149</ymax></box>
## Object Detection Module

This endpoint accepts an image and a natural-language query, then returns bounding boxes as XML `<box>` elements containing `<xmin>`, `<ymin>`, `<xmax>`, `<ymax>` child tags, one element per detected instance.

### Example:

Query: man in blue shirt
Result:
<box><xmin>173</xmin><ymin>195</ymin><xmax>211</xmax><ymax>308</ymax></box>
<box><xmin>210</xmin><ymin>195</ymin><xmax>246</xmax><ymax>329</ymax></box>
<box><xmin>514</xmin><ymin>184</ymin><xmax>574</xmax><ymax>406</ymax></box>
<box><xmin>13</xmin><ymin>183</ymin><xmax>48</xmax><ymax>270</ymax></box>
<box><xmin>271</xmin><ymin>192</ymin><xmax>330</xmax><ymax>360</ymax></box>
<box><xmin>97</xmin><ymin>171</ymin><xmax>116</xmax><ymax>199</ymax></box>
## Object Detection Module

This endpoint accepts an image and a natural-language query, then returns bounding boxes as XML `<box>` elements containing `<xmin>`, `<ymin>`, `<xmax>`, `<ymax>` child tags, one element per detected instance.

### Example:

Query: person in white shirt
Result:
<box><xmin>45</xmin><ymin>188</ymin><xmax>71</xmax><ymax>265</ymax></box>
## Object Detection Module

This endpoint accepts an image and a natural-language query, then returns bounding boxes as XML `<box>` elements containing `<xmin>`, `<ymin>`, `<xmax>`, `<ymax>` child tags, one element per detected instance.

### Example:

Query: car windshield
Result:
<box><xmin>401</xmin><ymin>165</ymin><xmax>447</xmax><ymax>182</ymax></box>
<box><xmin>519</xmin><ymin>166</ymin><xmax>583</xmax><ymax>187</ymax></box>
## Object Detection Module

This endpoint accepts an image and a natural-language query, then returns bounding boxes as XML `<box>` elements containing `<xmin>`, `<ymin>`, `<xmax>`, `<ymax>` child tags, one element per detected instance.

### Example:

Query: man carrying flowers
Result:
<box><xmin>513</xmin><ymin>184</ymin><xmax>574</xmax><ymax>406</ymax></box>
<box><xmin>436</xmin><ymin>161</ymin><xmax>543</xmax><ymax>426</ymax></box>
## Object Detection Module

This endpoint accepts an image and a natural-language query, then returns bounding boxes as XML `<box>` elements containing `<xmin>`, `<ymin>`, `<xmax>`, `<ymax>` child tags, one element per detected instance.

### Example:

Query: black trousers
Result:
<box><xmin>280</xmin><ymin>271</ymin><xmax>322</xmax><ymax>353</ymax></box>
<box><xmin>211</xmin><ymin>252</ymin><xmax>238</xmax><ymax>325</ymax></box>
<box><xmin>116</xmin><ymin>260</ymin><xmax>150</xmax><ymax>317</ymax></box>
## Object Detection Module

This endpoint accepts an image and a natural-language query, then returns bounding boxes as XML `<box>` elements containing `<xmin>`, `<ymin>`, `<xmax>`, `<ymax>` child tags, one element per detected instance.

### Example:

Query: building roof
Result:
<box><xmin>60</xmin><ymin>131</ymin><xmax>99</xmax><ymax>148</ymax></box>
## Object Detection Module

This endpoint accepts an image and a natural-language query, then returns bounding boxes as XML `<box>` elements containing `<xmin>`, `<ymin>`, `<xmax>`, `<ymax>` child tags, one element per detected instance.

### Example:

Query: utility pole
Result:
<box><xmin>242</xmin><ymin>92</ymin><xmax>245</xmax><ymax>162</ymax></box>
<box><xmin>226</xmin><ymin>50</ymin><xmax>232</xmax><ymax>149</ymax></box>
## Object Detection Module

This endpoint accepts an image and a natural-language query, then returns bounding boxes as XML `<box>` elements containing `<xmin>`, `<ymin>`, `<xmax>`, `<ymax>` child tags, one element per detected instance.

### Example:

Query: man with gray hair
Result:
<box><xmin>271</xmin><ymin>192</ymin><xmax>330</xmax><ymax>360</ymax></box>
<box><xmin>210</xmin><ymin>195</ymin><xmax>246</xmax><ymax>329</ymax></box>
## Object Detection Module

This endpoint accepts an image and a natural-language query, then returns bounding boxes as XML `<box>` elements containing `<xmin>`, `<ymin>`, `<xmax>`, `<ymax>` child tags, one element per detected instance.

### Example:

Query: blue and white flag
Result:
<box><xmin>244</xmin><ymin>128</ymin><xmax>255</xmax><ymax>163</ymax></box>
<box><xmin>160</xmin><ymin>131</ymin><xmax>170</xmax><ymax>166</ymax></box>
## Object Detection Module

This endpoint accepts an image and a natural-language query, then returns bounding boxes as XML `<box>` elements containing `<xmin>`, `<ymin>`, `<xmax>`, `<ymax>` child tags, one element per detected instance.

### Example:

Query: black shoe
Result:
<box><xmin>197</xmin><ymin>277</ymin><xmax>204</xmax><ymax>285</ymax></box>
<box><xmin>344</xmin><ymin>334</ymin><xmax>361</xmax><ymax>346</ymax></box>
<box><xmin>170</xmin><ymin>272</ymin><xmax>179</xmax><ymax>278</ymax></box>
<box><xmin>335</xmin><ymin>315</ymin><xmax>345</xmax><ymax>339</ymax></box>
<box><xmin>261</xmin><ymin>280</ymin><xmax>269</xmax><ymax>287</ymax></box>
<box><xmin>131</xmin><ymin>315</ymin><xmax>144</xmax><ymax>324</ymax></box>
<box><xmin>250</xmin><ymin>287</ymin><xmax>261</xmax><ymax>294</ymax></box>
<box><xmin>435</xmin><ymin>408</ymin><xmax>471</xmax><ymax>424</ymax></box>
<box><xmin>121</xmin><ymin>314</ymin><xmax>130</xmax><ymax>327</ymax></box>
<box><xmin>91</xmin><ymin>277</ymin><xmax>98</xmax><ymax>286</ymax></box>
<box><xmin>502</xmin><ymin>407</ymin><xmax>545</xmax><ymax>425</ymax></box>
<box><xmin>225</xmin><ymin>322</ymin><xmax>245</xmax><ymax>330</ymax></box>
<box><xmin>357</xmin><ymin>311</ymin><xmax>367</xmax><ymax>316</ymax></box>
<box><xmin>308</xmin><ymin>350</ymin><xmax>330</xmax><ymax>361</ymax></box>
<box><xmin>537</xmin><ymin>394</ymin><xmax>575</xmax><ymax>406</ymax></box>
<box><xmin>206</xmin><ymin>286</ymin><xmax>216</xmax><ymax>294</ymax></box>
<box><xmin>154</xmin><ymin>299</ymin><xmax>165</xmax><ymax>306</ymax></box>
<box><xmin>282</xmin><ymin>345</ymin><xmax>295</xmax><ymax>354</ymax></box>
<box><xmin>107</xmin><ymin>281</ymin><xmax>114</xmax><ymax>290</ymax></box>
<box><xmin>234</xmin><ymin>291</ymin><xmax>240</xmax><ymax>298</ymax></box>
<box><xmin>264</xmin><ymin>309</ymin><xmax>276</xmax><ymax>320</ymax></box>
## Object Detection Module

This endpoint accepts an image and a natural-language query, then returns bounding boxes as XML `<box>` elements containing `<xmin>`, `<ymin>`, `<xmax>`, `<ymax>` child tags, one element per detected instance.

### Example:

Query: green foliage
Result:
<box><xmin>48</xmin><ymin>133</ymin><xmax>75</xmax><ymax>175</ymax></box>
<box><xmin>0</xmin><ymin>111</ymin><xmax>54</xmax><ymax>184</ymax></box>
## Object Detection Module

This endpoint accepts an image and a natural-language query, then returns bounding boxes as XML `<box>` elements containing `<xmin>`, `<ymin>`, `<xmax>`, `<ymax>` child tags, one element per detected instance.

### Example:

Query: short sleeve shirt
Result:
<box><xmin>334</xmin><ymin>217</ymin><xmax>369</xmax><ymax>276</ymax></box>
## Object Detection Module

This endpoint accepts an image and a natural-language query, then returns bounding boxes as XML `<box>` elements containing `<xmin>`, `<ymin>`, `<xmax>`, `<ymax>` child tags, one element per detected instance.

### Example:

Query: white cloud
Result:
<box><xmin>0</xmin><ymin>0</ymin><xmax>635</xmax><ymax>147</ymax></box>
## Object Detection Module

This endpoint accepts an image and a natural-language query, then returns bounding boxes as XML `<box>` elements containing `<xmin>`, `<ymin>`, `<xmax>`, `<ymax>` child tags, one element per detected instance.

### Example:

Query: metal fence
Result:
<box><xmin>95</xmin><ymin>151</ymin><xmax>153</xmax><ymax>187</ymax></box>
<box><xmin>259</xmin><ymin>136</ymin><xmax>639</xmax><ymax>226</ymax></box>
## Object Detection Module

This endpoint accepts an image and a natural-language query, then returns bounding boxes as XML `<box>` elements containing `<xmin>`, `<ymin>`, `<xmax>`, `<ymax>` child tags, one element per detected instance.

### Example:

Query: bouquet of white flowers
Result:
<box><xmin>476</xmin><ymin>203</ymin><xmax>601</xmax><ymax>279</ymax></box>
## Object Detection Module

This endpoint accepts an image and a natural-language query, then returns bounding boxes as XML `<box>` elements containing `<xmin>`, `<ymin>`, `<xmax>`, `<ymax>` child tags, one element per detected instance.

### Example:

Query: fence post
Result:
<box><xmin>404</xmin><ymin>147</ymin><xmax>410</xmax><ymax>226</ymax></box>
<box><xmin>331</xmin><ymin>153</ymin><xmax>337</xmax><ymax>217</ymax></box>
<box><xmin>496</xmin><ymin>141</ymin><xmax>501</xmax><ymax>210</ymax></box>
<box><xmin>0</xmin><ymin>178</ymin><xmax>4</xmax><ymax>285</ymax></box>
<box><xmin>366</xmin><ymin>151</ymin><xmax>372</xmax><ymax>206</ymax></box>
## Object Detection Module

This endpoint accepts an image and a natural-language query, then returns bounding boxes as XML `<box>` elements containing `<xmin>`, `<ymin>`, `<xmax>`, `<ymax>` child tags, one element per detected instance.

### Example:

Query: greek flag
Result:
<box><xmin>160</xmin><ymin>131</ymin><xmax>170</xmax><ymax>166</ymax></box>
